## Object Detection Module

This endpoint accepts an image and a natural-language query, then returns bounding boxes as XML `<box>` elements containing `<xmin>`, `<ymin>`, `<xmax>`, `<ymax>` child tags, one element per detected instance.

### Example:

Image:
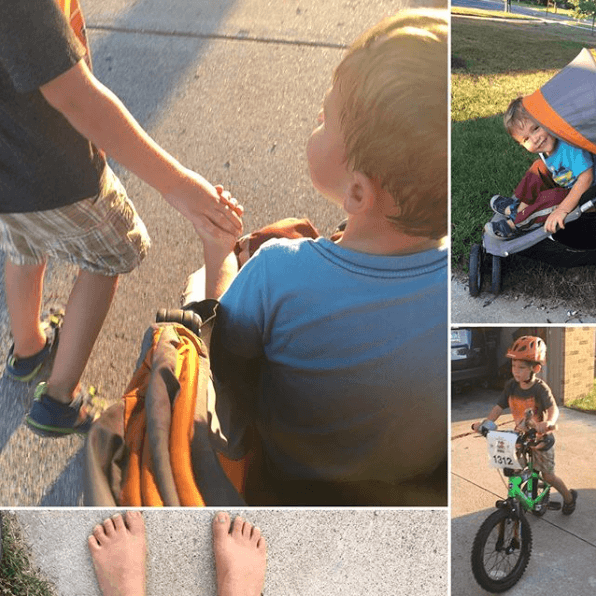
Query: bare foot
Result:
<box><xmin>88</xmin><ymin>511</ymin><xmax>147</xmax><ymax>596</ymax></box>
<box><xmin>213</xmin><ymin>512</ymin><xmax>267</xmax><ymax>596</ymax></box>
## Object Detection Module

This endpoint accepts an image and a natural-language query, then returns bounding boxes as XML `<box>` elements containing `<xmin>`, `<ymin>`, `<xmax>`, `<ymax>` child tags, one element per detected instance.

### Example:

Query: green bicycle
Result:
<box><xmin>471</xmin><ymin>417</ymin><xmax>559</xmax><ymax>593</ymax></box>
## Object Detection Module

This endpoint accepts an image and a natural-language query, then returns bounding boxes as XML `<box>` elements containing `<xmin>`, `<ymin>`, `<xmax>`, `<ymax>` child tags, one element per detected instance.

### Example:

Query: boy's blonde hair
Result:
<box><xmin>333</xmin><ymin>9</ymin><xmax>448</xmax><ymax>240</ymax></box>
<box><xmin>503</xmin><ymin>97</ymin><xmax>532</xmax><ymax>136</ymax></box>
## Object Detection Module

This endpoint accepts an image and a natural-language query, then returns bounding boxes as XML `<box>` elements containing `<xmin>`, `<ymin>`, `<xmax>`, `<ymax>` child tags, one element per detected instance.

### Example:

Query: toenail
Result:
<box><xmin>218</xmin><ymin>514</ymin><xmax>227</xmax><ymax>522</ymax></box>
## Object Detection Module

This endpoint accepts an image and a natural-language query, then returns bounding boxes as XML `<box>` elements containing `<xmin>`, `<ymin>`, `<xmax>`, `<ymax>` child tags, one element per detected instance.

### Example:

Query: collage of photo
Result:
<box><xmin>0</xmin><ymin>0</ymin><xmax>595</xmax><ymax>594</ymax></box>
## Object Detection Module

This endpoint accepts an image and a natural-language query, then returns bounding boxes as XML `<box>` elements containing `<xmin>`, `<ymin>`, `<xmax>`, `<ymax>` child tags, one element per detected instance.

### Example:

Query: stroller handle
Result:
<box><xmin>579</xmin><ymin>198</ymin><xmax>596</xmax><ymax>214</ymax></box>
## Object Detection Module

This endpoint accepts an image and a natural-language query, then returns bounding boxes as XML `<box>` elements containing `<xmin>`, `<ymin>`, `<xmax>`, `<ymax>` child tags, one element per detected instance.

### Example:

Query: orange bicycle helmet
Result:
<box><xmin>506</xmin><ymin>336</ymin><xmax>546</xmax><ymax>365</ymax></box>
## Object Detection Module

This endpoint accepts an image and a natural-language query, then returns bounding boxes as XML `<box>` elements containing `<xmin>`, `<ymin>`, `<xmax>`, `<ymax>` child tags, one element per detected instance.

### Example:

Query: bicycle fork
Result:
<box><xmin>494</xmin><ymin>499</ymin><xmax>523</xmax><ymax>553</ymax></box>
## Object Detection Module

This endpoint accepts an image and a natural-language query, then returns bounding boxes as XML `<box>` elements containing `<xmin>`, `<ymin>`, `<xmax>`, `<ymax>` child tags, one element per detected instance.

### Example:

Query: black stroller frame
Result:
<box><xmin>469</xmin><ymin>193</ymin><xmax>596</xmax><ymax>297</ymax></box>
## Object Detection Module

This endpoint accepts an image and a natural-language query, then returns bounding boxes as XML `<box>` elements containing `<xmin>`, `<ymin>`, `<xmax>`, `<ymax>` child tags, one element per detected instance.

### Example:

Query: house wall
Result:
<box><xmin>559</xmin><ymin>327</ymin><xmax>595</xmax><ymax>404</ymax></box>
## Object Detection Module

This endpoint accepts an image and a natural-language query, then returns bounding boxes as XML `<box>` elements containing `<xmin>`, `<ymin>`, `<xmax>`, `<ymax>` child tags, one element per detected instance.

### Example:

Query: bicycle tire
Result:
<box><xmin>471</xmin><ymin>508</ymin><xmax>532</xmax><ymax>592</ymax></box>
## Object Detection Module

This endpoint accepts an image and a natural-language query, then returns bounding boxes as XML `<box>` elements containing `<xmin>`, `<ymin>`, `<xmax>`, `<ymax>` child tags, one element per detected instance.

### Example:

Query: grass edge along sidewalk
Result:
<box><xmin>0</xmin><ymin>512</ymin><xmax>57</xmax><ymax>596</ymax></box>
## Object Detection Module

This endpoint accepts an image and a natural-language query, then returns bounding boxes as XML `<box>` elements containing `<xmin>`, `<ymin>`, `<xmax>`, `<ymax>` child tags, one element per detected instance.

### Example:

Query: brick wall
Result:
<box><xmin>559</xmin><ymin>327</ymin><xmax>595</xmax><ymax>404</ymax></box>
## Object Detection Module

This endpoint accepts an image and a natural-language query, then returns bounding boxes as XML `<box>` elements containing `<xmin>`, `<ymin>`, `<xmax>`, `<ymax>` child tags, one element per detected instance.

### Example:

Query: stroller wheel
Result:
<box><xmin>469</xmin><ymin>244</ymin><xmax>483</xmax><ymax>297</ymax></box>
<box><xmin>491</xmin><ymin>255</ymin><xmax>502</xmax><ymax>296</ymax></box>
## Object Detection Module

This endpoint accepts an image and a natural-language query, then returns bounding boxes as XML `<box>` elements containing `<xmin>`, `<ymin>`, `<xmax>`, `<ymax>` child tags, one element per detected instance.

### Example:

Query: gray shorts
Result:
<box><xmin>0</xmin><ymin>166</ymin><xmax>150</xmax><ymax>276</ymax></box>
<box><xmin>518</xmin><ymin>445</ymin><xmax>555</xmax><ymax>475</ymax></box>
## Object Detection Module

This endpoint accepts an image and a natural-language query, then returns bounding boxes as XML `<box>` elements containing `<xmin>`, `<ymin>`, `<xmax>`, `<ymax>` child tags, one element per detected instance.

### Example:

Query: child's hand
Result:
<box><xmin>236</xmin><ymin>235</ymin><xmax>252</xmax><ymax>267</ymax></box>
<box><xmin>214</xmin><ymin>184</ymin><xmax>244</xmax><ymax>218</ymax></box>
<box><xmin>544</xmin><ymin>208</ymin><xmax>568</xmax><ymax>234</ymax></box>
<box><xmin>196</xmin><ymin>186</ymin><xmax>244</xmax><ymax>257</ymax></box>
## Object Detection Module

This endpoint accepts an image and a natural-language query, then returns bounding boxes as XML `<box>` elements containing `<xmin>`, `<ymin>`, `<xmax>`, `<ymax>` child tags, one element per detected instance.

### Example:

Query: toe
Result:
<box><xmin>103</xmin><ymin>516</ymin><xmax>116</xmax><ymax>536</ymax></box>
<box><xmin>88</xmin><ymin>534</ymin><xmax>100</xmax><ymax>551</ymax></box>
<box><xmin>257</xmin><ymin>534</ymin><xmax>267</xmax><ymax>552</ymax></box>
<box><xmin>111</xmin><ymin>513</ymin><xmax>125</xmax><ymax>532</ymax></box>
<box><xmin>213</xmin><ymin>512</ymin><xmax>232</xmax><ymax>540</ymax></box>
<box><xmin>232</xmin><ymin>516</ymin><xmax>244</xmax><ymax>538</ymax></box>
<box><xmin>92</xmin><ymin>524</ymin><xmax>106</xmax><ymax>545</ymax></box>
<box><xmin>125</xmin><ymin>511</ymin><xmax>145</xmax><ymax>537</ymax></box>
<box><xmin>250</xmin><ymin>526</ymin><xmax>261</xmax><ymax>544</ymax></box>
<box><xmin>241</xmin><ymin>520</ymin><xmax>252</xmax><ymax>538</ymax></box>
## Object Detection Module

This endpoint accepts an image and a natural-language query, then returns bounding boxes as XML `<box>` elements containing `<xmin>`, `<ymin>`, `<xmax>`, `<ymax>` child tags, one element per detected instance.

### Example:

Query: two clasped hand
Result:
<box><xmin>194</xmin><ymin>184</ymin><xmax>244</xmax><ymax>257</ymax></box>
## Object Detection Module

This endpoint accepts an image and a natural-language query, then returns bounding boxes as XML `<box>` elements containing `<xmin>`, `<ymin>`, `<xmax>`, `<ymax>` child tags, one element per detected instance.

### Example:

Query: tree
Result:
<box><xmin>575</xmin><ymin>0</ymin><xmax>596</xmax><ymax>33</ymax></box>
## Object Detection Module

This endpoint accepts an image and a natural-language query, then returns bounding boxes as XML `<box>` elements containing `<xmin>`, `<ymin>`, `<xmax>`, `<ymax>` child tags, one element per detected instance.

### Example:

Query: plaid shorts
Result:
<box><xmin>0</xmin><ymin>166</ymin><xmax>150</xmax><ymax>276</ymax></box>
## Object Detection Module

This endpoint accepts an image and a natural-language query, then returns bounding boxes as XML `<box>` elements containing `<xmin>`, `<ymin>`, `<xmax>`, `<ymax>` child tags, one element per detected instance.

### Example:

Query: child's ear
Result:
<box><xmin>533</xmin><ymin>363</ymin><xmax>542</xmax><ymax>374</ymax></box>
<box><xmin>343</xmin><ymin>171</ymin><xmax>377</xmax><ymax>215</ymax></box>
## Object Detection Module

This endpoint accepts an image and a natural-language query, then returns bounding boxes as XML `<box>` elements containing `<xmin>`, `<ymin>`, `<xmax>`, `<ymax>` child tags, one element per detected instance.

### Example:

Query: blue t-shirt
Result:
<box><xmin>218</xmin><ymin>237</ymin><xmax>447</xmax><ymax>483</ymax></box>
<box><xmin>541</xmin><ymin>139</ymin><xmax>593</xmax><ymax>188</ymax></box>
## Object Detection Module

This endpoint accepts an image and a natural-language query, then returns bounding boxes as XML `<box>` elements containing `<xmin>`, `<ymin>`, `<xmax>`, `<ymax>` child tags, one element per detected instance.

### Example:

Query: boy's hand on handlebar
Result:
<box><xmin>544</xmin><ymin>208</ymin><xmax>567</xmax><ymax>234</ymax></box>
<box><xmin>535</xmin><ymin>421</ymin><xmax>556</xmax><ymax>434</ymax></box>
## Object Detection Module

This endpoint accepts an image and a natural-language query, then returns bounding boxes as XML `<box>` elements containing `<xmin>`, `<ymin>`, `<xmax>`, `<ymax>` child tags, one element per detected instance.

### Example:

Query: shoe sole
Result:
<box><xmin>5</xmin><ymin>363</ymin><xmax>46</xmax><ymax>383</ymax></box>
<box><xmin>25</xmin><ymin>414</ymin><xmax>92</xmax><ymax>438</ymax></box>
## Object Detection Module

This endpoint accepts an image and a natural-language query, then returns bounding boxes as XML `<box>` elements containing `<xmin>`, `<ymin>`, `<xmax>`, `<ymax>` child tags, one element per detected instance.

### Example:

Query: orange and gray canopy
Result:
<box><xmin>523</xmin><ymin>49</ymin><xmax>596</xmax><ymax>155</ymax></box>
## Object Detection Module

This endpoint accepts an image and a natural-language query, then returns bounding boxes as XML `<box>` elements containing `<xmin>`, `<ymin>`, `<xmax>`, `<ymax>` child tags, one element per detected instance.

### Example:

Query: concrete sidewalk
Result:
<box><xmin>451</xmin><ymin>388</ymin><xmax>596</xmax><ymax>594</ymax></box>
<box><xmin>12</xmin><ymin>509</ymin><xmax>448</xmax><ymax>596</ymax></box>
<box><xmin>451</xmin><ymin>277</ymin><xmax>596</xmax><ymax>325</ymax></box>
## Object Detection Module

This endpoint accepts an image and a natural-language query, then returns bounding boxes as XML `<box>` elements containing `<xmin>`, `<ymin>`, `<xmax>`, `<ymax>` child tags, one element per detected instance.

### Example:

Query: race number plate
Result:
<box><xmin>486</xmin><ymin>431</ymin><xmax>522</xmax><ymax>470</ymax></box>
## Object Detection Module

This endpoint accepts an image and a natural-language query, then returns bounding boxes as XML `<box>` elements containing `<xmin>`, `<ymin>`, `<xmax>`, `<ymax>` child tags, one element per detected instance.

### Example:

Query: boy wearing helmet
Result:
<box><xmin>472</xmin><ymin>335</ymin><xmax>577</xmax><ymax>514</ymax></box>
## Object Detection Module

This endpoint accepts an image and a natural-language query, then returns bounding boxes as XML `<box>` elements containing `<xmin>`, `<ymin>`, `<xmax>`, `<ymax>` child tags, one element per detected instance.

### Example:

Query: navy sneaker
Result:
<box><xmin>25</xmin><ymin>382</ymin><xmax>102</xmax><ymax>438</ymax></box>
<box><xmin>6</xmin><ymin>337</ymin><xmax>53</xmax><ymax>382</ymax></box>
<box><xmin>5</xmin><ymin>313</ymin><xmax>62</xmax><ymax>381</ymax></box>
<box><xmin>484</xmin><ymin>218</ymin><xmax>523</xmax><ymax>240</ymax></box>
<box><xmin>490</xmin><ymin>195</ymin><xmax>519</xmax><ymax>218</ymax></box>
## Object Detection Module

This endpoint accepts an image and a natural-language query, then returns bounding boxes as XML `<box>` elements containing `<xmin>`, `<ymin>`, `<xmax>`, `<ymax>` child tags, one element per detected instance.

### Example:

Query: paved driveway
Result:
<box><xmin>451</xmin><ymin>387</ymin><xmax>596</xmax><ymax>594</ymax></box>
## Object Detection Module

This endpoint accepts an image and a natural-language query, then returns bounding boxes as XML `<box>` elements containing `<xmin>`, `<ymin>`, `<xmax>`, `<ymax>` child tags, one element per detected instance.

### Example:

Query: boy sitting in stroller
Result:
<box><xmin>195</xmin><ymin>10</ymin><xmax>448</xmax><ymax>506</ymax></box>
<box><xmin>486</xmin><ymin>97</ymin><xmax>595</xmax><ymax>239</ymax></box>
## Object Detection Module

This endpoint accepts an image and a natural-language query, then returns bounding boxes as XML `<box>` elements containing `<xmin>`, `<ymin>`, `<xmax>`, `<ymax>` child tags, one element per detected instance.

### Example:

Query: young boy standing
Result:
<box><xmin>0</xmin><ymin>0</ymin><xmax>240</xmax><ymax>436</ymax></box>
<box><xmin>487</xmin><ymin>97</ymin><xmax>594</xmax><ymax>238</ymax></box>
<box><xmin>472</xmin><ymin>336</ymin><xmax>577</xmax><ymax>514</ymax></box>
<box><xmin>195</xmin><ymin>10</ymin><xmax>448</xmax><ymax>505</ymax></box>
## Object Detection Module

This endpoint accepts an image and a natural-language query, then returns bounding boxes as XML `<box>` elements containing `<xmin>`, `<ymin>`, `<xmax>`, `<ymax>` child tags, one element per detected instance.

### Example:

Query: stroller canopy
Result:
<box><xmin>523</xmin><ymin>49</ymin><xmax>596</xmax><ymax>155</ymax></box>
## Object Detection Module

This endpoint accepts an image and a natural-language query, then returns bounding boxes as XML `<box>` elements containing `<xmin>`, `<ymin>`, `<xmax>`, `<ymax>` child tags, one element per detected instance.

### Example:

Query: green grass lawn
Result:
<box><xmin>0</xmin><ymin>513</ymin><xmax>57</xmax><ymax>596</ymax></box>
<box><xmin>452</xmin><ymin>17</ymin><xmax>596</xmax><ymax>306</ymax></box>
<box><xmin>567</xmin><ymin>379</ymin><xmax>596</xmax><ymax>412</ymax></box>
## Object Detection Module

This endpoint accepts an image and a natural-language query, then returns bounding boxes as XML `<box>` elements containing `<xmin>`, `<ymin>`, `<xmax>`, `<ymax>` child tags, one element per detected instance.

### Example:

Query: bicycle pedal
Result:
<box><xmin>547</xmin><ymin>501</ymin><xmax>561</xmax><ymax>510</ymax></box>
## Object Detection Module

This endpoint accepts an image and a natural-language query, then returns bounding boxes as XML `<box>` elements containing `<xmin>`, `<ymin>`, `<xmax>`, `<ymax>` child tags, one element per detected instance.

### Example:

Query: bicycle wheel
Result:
<box><xmin>471</xmin><ymin>508</ymin><xmax>532</xmax><ymax>592</ymax></box>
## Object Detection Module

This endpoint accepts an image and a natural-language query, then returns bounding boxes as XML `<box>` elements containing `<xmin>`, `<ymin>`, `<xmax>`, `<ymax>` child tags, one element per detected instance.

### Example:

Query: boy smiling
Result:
<box><xmin>487</xmin><ymin>97</ymin><xmax>594</xmax><ymax>238</ymax></box>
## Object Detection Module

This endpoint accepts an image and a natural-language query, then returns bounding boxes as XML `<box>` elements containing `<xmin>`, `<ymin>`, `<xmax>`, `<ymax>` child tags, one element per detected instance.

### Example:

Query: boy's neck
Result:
<box><xmin>543</xmin><ymin>138</ymin><xmax>558</xmax><ymax>157</ymax></box>
<box><xmin>518</xmin><ymin>377</ymin><xmax>536</xmax><ymax>390</ymax></box>
<box><xmin>336</xmin><ymin>216</ymin><xmax>443</xmax><ymax>256</ymax></box>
